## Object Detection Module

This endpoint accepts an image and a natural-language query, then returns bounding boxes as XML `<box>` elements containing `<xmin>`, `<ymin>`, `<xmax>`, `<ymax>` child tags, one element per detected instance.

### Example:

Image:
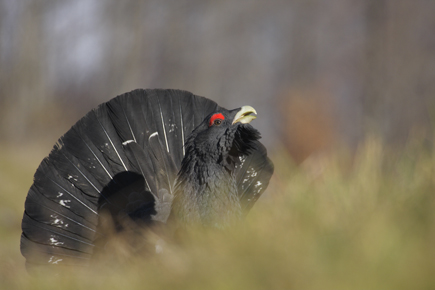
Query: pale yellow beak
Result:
<box><xmin>232</xmin><ymin>106</ymin><xmax>257</xmax><ymax>125</ymax></box>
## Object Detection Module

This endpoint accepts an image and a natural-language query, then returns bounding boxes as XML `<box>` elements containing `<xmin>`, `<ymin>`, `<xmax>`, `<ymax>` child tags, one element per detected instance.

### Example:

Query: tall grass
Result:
<box><xmin>1</xmin><ymin>137</ymin><xmax>435</xmax><ymax>289</ymax></box>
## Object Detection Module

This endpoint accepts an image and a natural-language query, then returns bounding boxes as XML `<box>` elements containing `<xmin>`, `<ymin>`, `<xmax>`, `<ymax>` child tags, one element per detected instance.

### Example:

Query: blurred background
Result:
<box><xmin>1</xmin><ymin>0</ymin><xmax>435</xmax><ymax>161</ymax></box>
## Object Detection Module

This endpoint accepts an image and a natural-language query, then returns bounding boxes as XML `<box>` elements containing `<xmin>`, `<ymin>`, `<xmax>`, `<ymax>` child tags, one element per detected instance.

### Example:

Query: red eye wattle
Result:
<box><xmin>209</xmin><ymin>113</ymin><xmax>225</xmax><ymax>127</ymax></box>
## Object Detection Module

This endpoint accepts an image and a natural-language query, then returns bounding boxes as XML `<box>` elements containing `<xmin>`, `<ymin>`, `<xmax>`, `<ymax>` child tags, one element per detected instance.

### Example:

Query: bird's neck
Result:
<box><xmin>172</xmin><ymin>158</ymin><xmax>242</xmax><ymax>228</ymax></box>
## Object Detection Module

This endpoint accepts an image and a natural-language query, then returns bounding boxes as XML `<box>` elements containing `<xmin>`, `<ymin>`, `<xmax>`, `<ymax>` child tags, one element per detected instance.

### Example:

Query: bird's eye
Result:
<box><xmin>209</xmin><ymin>113</ymin><xmax>225</xmax><ymax>127</ymax></box>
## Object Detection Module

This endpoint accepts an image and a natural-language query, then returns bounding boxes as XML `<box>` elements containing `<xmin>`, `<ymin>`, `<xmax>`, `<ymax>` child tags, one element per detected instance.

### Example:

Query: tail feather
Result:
<box><xmin>123</xmin><ymin>141</ymin><xmax>172</xmax><ymax>223</ymax></box>
<box><xmin>107</xmin><ymin>93</ymin><xmax>143</xmax><ymax>145</ymax></box>
<box><xmin>22</xmin><ymin>214</ymin><xmax>95</xmax><ymax>253</ymax></box>
<box><xmin>147</xmin><ymin>133</ymin><xmax>178</xmax><ymax>194</ymax></box>
<box><xmin>157</xmin><ymin>91</ymin><xmax>185</xmax><ymax>164</ymax></box>
<box><xmin>82</xmin><ymin>107</ymin><xmax>132</xmax><ymax>173</ymax></box>
<box><xmin>33</xmin><ymin>160</ymin><xmax>99</xmax><ymax>218</ymax></box>
<box><xmin>62</xmin><ymin>126</ymin><xmax>115</xmax><ymax>186</ymax></box>
<box><xmin>20</xmin><ymin>234</ymin><xmax>92</xmax><ymax>267</ymax></box>
<box><xmin>24</xmin><ymin>186</ymin><xmax>97</xmax><ymax>237</ymax></box>
<box><xmin>123</xmin><ymin>141</ymin><xmax>158</xmax><ymax>195</ymax></box>
<box><xmin>48</xmin><ymin>145</ymin><xmax>103</xmax><ymax>200</ymax></box>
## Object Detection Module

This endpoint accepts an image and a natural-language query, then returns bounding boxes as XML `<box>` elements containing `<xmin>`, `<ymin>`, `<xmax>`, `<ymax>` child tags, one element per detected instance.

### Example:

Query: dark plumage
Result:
<box><xmin>172</xmin><ymin>109</ymin><xmax>262</xmax><ymax>227</ymax></box>
<box><xmin>20</xmin><ymin>89</ymin><xmax>274</xmax><ymax>268</ymax></box>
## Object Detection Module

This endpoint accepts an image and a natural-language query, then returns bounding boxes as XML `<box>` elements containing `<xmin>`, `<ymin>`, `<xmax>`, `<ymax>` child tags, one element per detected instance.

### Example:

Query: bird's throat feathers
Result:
<box><xmin>173</xmin><ymin>159</ymin><xmax>241</xmax><ymax>227</ymax></box>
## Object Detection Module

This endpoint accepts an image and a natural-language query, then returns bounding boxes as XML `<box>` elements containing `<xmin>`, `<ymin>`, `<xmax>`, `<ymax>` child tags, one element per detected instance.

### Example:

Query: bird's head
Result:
<box><xmin>185</xmin><ymin>106</ymin><xmax>261</xmax><ymax>165</ymax></box>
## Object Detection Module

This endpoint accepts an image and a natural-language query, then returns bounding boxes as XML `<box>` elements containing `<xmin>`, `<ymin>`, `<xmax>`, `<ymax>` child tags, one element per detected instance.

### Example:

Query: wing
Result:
<box><xmin>236</xmin><ymin>140</ymin><xmax>274</xmax><ymax>213</ymax></box>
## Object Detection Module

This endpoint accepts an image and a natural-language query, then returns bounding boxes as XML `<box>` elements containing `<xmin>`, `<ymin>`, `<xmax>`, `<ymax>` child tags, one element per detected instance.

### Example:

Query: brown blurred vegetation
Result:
<box><xmin>280</xmin><ymin>84</ymin><xmax>337</xmax><ymax>163</ymax></box>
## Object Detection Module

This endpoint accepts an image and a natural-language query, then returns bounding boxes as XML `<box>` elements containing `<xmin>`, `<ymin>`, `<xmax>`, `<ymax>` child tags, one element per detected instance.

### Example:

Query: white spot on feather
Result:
<box><xmin>51</xmin><ymin>215</ymin><xmax>62</xmax><ymax>224</ymax></box>
<box><xmin>241</xmin><ymin>167</ymin><xmax>259</xmax><ymax>189</ymax></box>
<box><xmin>67</xmin><ymin>175</ymin><xmax>78</xmax><ymax>182</ymax></box>
<box><xmin>149</xmin><ymin>132</ymin><xmax>158</xmax><ymax>139</ymax></box>
<box><xmin>59</xmin><ymin>200</ymin><xmax>71</xmax><ymax>208</ymax></box>
<box><xmin>122</xmin><ymin>140</ymin><xmax>135</xmax><ymax>145</ymax></box>
<box><xmin>254</xmin><ymin>181</ymin><xmax>263</xmax><ymax>192</ymax></box>
<box><xmin>48</xmin><ymin>256</ymin><xmax>63</xmax><ymax>264</ymax></box>
<box><xmin>49</xmin><ymin>237</ymin><xmax>64</xmax><ymax>246</ymax></box>
<box><xmin>50</xmin><ymin>214</ymin><xmax>68</xmax><ymax>228</ymax></box>
<box><xmin>168</xmin><ymin>123</ymin><xmax>176</xmax><ymax>133</ymax></box>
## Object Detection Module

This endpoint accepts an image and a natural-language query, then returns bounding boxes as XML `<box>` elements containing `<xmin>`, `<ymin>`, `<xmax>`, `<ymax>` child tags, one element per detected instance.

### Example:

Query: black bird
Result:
<box><xmin>20</xmin><ymin>89</ymin><xmax>273</xmax><ymax>268</ymax></box>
